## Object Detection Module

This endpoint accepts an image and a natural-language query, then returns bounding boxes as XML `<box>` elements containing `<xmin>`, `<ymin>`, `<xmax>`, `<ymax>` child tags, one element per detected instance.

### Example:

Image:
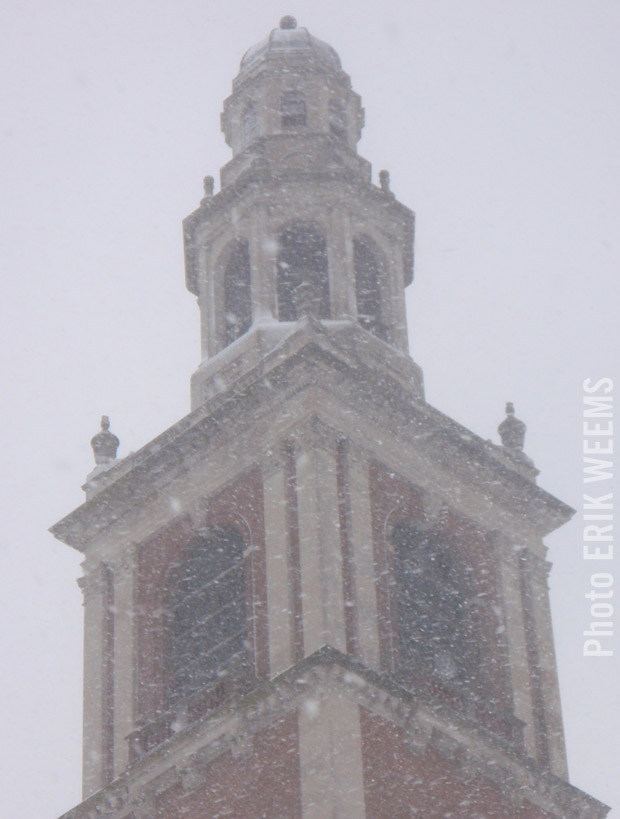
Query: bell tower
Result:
<box><xmin>51</xmin><ymin>18</ymin><xmax>608</xmax><ymax>819</ymax></box>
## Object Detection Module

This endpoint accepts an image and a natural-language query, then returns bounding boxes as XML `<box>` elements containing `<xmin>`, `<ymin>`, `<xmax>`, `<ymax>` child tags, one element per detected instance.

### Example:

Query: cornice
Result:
<box><xmin>50</xmin><ymin>319</ymin><xmax>572</xmax><ymax>552</ymax></box>
<box><xmin>56</xmin><ymin>647</ymin><xmax>609</xmax><ymax>819</ymax></box>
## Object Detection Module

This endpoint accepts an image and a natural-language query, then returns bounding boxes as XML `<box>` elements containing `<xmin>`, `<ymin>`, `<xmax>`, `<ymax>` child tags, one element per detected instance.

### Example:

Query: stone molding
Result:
<box><xmin>52</xmin><ymin>320</ymin><xmax>568</xmax><ymax>556</ymax></box>
<box><xmin>56</xmin><ymin>648</ymin><xmax>609</xmax><ymax>819</ymax></box>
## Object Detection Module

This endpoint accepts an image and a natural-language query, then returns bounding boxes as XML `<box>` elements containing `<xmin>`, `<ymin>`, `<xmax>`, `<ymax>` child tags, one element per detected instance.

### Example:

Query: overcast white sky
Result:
<box><xmin>1</xmin><ymin>1</ymin><xmax>618</xmax><ymax>816</ymax></box>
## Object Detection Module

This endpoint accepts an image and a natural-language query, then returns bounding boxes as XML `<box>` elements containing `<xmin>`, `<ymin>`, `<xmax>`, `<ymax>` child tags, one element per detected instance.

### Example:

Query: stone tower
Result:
<box><xmin>51</xmin><ymin>18</ymin><xmax>608</xmax><ymax>819</ymax></box>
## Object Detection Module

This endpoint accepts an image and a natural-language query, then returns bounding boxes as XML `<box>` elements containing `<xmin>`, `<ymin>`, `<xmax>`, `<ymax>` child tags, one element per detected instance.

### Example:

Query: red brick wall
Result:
<box><xmin>360</xmin><ymin>708</ymin><xmax>553</xmax><ymax>819</ymax></box>
<box><xmin>155</xmin><ymin>710</ymin><xmax>301</xmax><ymax>819</ymax></box>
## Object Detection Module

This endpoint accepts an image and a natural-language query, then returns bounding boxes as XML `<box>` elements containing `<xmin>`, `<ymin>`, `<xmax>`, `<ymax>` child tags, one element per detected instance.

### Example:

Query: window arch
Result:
<box><xmin>354</xmin><ymin>237</ymin><xmax>384</xmax><ymax>339</ymax></box>
<box><xmin>164</xmin><ymin>526</ymin><xmax>247</xmax><ymax>703</ymax></box>
<box><xmin>276</xmin><ymin>223</ymin><xmax>330</xmax><ymax>321</ymax></box>
<box><xmin>223</xmin><ymin>240</ymin><xmax>251</xmax><ymax>346</ymax></box>
<box><xmin>281</xmin><ymin>91</ymin><xmax>306</xmax><ymax>127</ymax></box>
<box><xmin>391</xmin><ymin>522</ymin><xmax>475</xmax><ymax>683</ymax></box>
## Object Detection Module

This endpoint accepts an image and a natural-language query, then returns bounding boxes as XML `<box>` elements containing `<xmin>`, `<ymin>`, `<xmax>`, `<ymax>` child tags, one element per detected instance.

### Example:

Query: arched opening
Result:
<box><xmin>223</xmin><ymin>240</ymin><xmax>251</xmax><ymax>346</ymax></box>
<box><xmin>354</xmin><ymin>237</ymin><xmax>384</xmax><ymax>339</ymax></box>
<box><xmin>391</xmin><ymin>522</ymin><xmax>475</xmax><ymax>684</ymax></box>
<box><xmin>277</xmin><ymin>224</ymin><xmax>330</xmax><ymax>321</ymax></box>
<box><xmin>164</xmin><ymin>526</ymin><xmax>247</xmax><ymax>703</ymax></box>
<box><xmin>281</xmin><ymin>91</ymin><xmax>306</xmax><ymax>127</ymax></box>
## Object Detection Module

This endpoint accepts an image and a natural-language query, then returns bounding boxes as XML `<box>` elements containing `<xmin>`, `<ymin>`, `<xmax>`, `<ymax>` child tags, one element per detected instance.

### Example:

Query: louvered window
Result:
<box><xmin>165</xmin><ymin>527</ymin><xmax>246</xmax><ymax>702</ymax></box>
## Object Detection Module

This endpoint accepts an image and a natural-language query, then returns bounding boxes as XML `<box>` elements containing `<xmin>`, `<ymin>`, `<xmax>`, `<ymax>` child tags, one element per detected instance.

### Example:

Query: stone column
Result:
<box><xmin>198</xmin><ymin>242</ymin><xmax>217</xmax><ymax>360</ymax></box>
<box><xmin>326</xmin><ymin>206</ymin><xmax>355</xmax><ymax>319</ymax></box>
<box><xmin>248</xmin><ymin>202</ymin><xmax>276</xmax><ymax>322</ymax></box>
<box><xmin>384</xmin><ymin>242</ymin><xmax>409</xmax><ymax>353</ymax></box>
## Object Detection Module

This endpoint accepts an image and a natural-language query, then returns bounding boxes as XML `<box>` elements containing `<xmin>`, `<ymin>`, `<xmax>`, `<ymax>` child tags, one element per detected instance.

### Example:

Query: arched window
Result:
<box><xmin>391</xmin><ymin>522</ymin><xmax>474</xmax><ymax>683</ymax></box>
<box><xmin>241</xmin><ymin>104</ymin><xmax>259</xmax><ymax>148</ymax></box>
<box><xmin>354</xmin><ymin>237</ymin><xmax>384</xmax><ymax>339</ymax></box>
<box><xmin>277</xmin><ymin>224</ymin><xmax>330</xmax><ymax>321</ymax></box>
<box><xmin>281</xmin><ymin>91</ymin><xmax>306</xmax><ymax>127</ymax></box>
<box><xmin>165</xmin><ymin>526</ymin><xmax>246</xmax><ymax>703</ymax></box>
<box><xmin>223</xmin><ymin>241</ymin><xmax>251</xmax><ymax>346</ymax></box>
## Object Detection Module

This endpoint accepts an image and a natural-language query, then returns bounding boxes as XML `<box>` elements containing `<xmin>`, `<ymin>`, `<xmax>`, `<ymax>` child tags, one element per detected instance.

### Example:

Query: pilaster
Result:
<box><xmin>78</xmin><ymin>564</ymin><xmax>108</xmax><ymax>797</ymax></box>
<box><xmin>294</xmin><ymin>421</ymin><xmax>347</xmax><ymax>656</ymax></box>
<box><xmin>112</xmin><ymin>548</ymin><xmax>137</xmax><ymax>777</ymax></box>
<box><xmin>298</xmin><ymin>690</ymin><xmax>366</xmax><ymax>818</ymax></box>
<box><xmin>521</xmin><ymin>547</ymin><xmax>568</xmax><ymax>777</ymax></box>
<box><xmin>494</xmin><ymin>534</ymin><xmax>538</xmax><ymax>758</ymax></box>
<box><xmin>262</xmin><ymin>452</ymin><xmax>294</xmax><ymax>677</ymax></box>
<box><xmin>345</xmin><ymin>447</ymin><xmax>380</xmax><ymax>670</ymax></box>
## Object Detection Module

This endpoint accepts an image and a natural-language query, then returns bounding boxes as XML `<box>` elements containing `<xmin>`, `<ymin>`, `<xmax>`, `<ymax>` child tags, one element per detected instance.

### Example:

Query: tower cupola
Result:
<box><xmin>221</xmin><ymin>16</ymin><xmax>364</xmax><ymax>159</ymax></box>
<box><xmin>184</xmin><ymin>19</ymin><xmax>418</xmax><ymax>409</ymax></box>
<box><xmin>239</xmin><ymin>16</ymin><xmax>342</xmax><ymax>76</ymax></box>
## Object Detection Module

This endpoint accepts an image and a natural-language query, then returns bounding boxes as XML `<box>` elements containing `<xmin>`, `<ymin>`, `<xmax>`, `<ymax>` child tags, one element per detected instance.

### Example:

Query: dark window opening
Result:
<box><xmin>281</xmin><ymin>91</ymin><xmax>306</xmax><ymax>127</ymax></box>
<box><xmin>277</xmin><ymin>224</ymin><xmax>330</xmax><ymax>321</ymax></box>
<box><xmin>224</xmin><ymin>241</ymin><xmax>252</xmax><ymax>346</ymax></box>
<box><xmin>165</xmin><ymin>526</ymin><xmax>246</xmax><ymax>703</ymax></box>
<box><xmin>391</xmin><ymin>522</ymin><xmax>475</xmax><ymax>684</ymax></box>
<box><xmin>354</xmin><ymin>238</ymin><xmax>384</xmax><ymax>339</ymax></box>
<box><xmin>328</xmin><ymin>98</ymin><xmax>347</xmax><ymax>139</ymax></box>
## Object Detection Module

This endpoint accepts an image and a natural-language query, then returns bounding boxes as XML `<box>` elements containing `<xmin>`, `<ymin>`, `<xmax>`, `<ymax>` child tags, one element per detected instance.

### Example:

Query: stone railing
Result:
<box><xmin>128</xmin><ymin>666</ymin><xmax>256</xmax><ymax>762</ymax></box>
<box><xmin>396</xmin><ymin>670</ymin><xmax>526</xmax><ymax>753</ymax></box>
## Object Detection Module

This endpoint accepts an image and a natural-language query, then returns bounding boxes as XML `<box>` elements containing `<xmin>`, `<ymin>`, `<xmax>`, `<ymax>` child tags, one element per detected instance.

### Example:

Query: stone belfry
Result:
<box><xmin>51</xmin><ymin>18</ymin><xmax>608</xmax><ymax>819</ymax></box>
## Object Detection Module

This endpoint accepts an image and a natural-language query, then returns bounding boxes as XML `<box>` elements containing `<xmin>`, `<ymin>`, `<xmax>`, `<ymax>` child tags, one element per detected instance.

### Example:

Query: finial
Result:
<box><xmin>91</xmin><ymin>415</ymin><xmax>120</xmax><ymax>466</ymax></box>
<box><xmin>201</xmin><ymin>175</ymin><xmax>214</xmax><ymax>202</ymax></box>
<box><xmin>379</xmin><ymin>170</ymin><xmax>391</xmax><ymax>193</ymax></box>
<box><xmin>498</xmin><ymin>402</ymin><xmax>526</xmax><ymax>451</ymax></box>
<box><xmin>280</xmin><ymin>15</ymin><xmax>297</xmax><ymax>30</ymax></box>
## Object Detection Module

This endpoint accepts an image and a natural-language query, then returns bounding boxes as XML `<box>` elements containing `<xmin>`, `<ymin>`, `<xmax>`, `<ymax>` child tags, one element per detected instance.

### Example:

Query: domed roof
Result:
<box><xmin>239</xmin><ymin>17</ymin><xmax>341</xmax><ymax>75</ymax></box>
